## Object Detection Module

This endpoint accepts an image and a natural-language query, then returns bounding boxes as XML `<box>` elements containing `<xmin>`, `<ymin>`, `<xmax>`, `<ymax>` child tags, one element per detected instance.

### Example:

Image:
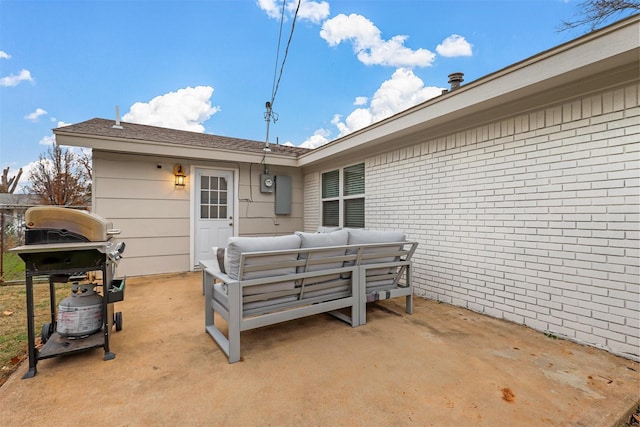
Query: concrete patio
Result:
<box><xmin>1</xmin><ymin>272</ymin><xmax>638</xmax><ymax>426</ymax></box>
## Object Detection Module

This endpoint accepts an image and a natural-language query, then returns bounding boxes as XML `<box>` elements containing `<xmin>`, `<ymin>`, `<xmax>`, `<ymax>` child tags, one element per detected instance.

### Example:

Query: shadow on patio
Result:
<box><xmin>2</xmin><ymin>272</ymin><xmax>638</xmax><ymax>426</ymax></box>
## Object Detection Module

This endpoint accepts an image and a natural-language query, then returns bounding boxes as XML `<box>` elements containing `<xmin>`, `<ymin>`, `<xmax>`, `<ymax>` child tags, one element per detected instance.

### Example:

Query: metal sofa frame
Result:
<box><xmin>202</xmin><ymin>241</ymin><xmax>418</xmax><ymax>363</ymax></box>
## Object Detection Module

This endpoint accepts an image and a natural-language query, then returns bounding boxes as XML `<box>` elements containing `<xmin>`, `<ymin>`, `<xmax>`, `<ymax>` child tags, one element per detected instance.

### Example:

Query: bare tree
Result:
<box><xmin>26</xmin><ymin>143</ymin><xmax>91</xmax><ymax>207</ymax></box>
<box><xmin>559</xmin><ymin>0</ymin><xmax>639</xmax><ymax>32</ymax></box>
<box><xmin>0</xmin><ymin>167</ymin><xmax>23</xmax><ymax>193</ymax></box>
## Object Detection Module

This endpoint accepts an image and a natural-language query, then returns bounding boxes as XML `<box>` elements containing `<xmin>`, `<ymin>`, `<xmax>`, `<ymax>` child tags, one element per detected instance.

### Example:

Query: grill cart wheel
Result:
<box><xmin>41</xmin><ymin>322</ymin><xmax>53</xmax><ymax>344</ymax></box>
<box><xmin>114</xmin><ymin>312</ymin><xmax>123</xmax><ymax>331</ymax></box>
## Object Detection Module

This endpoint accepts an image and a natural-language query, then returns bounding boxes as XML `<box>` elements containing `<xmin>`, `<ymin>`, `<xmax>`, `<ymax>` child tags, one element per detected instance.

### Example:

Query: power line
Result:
<box><xmin>270</xmin><ymin>0</ymin><xmax>287</xmax><ymax>105</ymax></box>
<box><xmin>270</xmin><ymin>0</ymin><xmax>301</xmax><ymax>108</ymax></box>
<box><xmin>264</xmin><ymin>0</ymin><xmax>301</xmax><ymax>150</ymax></box>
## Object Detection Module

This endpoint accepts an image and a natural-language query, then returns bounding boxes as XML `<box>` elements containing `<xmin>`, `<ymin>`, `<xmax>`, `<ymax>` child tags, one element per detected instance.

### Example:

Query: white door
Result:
<box><xmin>194</xmin><ymin>168</ymin><xmax>234</xmax><ymax>267</ymax></box>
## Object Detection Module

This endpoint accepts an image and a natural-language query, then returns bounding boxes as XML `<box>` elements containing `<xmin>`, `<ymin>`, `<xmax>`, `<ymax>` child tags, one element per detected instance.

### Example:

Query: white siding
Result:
<box><xmin>331</xmin><ymin>83</ymin><xmax>639</xmax><ymax>360</ymax></box>
<box><xmin>236</xmin><ymin>163</ymin><xmax>304</xmax><ymax>235</ymax></box>
<box><xmin>303</xmin><ymin>171</ymin><xmax>321</xmax><ymax>232</ymax></box>
<box><xmin>92</xmin><ymin>153</ymin><xmax>191</xmax><ymax>277</ymax></box>
<box><xmin>93</xmin><ymin>153</ymin><xmax>305</xmax><ymax>276</ymax></box>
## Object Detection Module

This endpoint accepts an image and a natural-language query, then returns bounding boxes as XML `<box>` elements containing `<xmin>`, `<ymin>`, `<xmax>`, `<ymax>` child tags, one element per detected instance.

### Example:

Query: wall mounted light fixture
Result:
<box><xmin>173</xmin><ymin>164</ymin><xmax>186</xmax><ymax>187</ymax></box>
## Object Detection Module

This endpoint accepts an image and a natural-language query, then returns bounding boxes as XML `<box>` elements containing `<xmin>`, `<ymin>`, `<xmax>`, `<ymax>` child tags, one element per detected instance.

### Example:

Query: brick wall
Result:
<box><xmin>365</xmin><ymin>82</ymin><xmax>639</xmax><ymax>360</ymax></box>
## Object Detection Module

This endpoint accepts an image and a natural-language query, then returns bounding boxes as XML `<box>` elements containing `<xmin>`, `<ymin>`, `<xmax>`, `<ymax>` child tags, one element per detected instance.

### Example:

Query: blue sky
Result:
<box><xmin>0</xmin><ymin>0</ymin><xmax>630</xmax><ymax>191</ymax></box>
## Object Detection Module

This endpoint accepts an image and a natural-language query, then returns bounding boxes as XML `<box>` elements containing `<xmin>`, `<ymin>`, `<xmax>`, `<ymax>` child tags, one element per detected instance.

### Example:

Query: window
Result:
<box><xmin>200</xmin><ymin>175</ymin><xmax>228</xmax><ymax>219</ymax></box>
<box><xmin>321</xmin><ymin>163</ymin><xmax>364</xmax><ymax>228</ymax></box>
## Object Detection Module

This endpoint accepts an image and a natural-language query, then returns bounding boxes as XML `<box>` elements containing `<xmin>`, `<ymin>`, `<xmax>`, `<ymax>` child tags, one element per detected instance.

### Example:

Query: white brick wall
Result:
<box><xmin>365</xmin><ymin>82</ymin><xmax>640</xmax><ymax>361</ymax></box>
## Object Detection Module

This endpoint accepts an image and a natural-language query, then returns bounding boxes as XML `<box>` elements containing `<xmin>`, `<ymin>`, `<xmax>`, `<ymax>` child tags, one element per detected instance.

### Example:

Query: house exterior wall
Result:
<box><xmin>303</xmin><ymin>171</ymin><xmax>321</xmax><ymax>232</ymax></box>
<box><xmin>304</xmin><ymin>82</ymin><xmax>639</xmax><ymax>360</ymax></box>
<box><xmin>236</xmin><ymin>163</ymin><xmax>305</xmax><ymax>235</ymax></box>
<box><xmin>92</xmin><ymin>152</ymin><xmax>304</xmax><ymax>276</ymax></box>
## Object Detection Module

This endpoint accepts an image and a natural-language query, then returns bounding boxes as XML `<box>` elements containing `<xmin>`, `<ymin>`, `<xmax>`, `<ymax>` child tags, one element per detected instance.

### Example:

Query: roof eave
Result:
<box><xmin>54</xmin><ymin>131</ymin><xmax>301</xmax><ymax>167</ymax></box>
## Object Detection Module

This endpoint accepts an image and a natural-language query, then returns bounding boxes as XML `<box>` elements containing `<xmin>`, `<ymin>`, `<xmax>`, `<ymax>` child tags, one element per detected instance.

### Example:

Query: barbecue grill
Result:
<box><xmin>10</xmin><ymin>206</ymin><xmax>126</xmax><ymax>379</ymax></box>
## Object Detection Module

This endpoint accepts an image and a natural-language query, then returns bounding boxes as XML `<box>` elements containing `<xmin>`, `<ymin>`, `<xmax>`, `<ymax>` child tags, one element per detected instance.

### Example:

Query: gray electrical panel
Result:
<box><xmin>274</xmin><ymin>175</ymin><xmax>291</xmax><ymax>215</ymax></box>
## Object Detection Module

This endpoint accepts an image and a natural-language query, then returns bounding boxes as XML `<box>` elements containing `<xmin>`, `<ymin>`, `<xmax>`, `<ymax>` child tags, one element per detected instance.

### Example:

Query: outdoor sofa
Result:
<box><xmin>201</xmin><ymin>228</ymin><xmax>418</xmax><ymax>363</ymax></box>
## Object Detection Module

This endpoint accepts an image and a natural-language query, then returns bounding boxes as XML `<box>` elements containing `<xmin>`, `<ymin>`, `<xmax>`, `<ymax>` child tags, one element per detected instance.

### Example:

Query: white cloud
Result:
<box><xmin>122</xmin><ymin>86</ymin><xmax>220</xmax><ymax>132</ymax></box>
<box><xmin>0</xmin><ymin>51</ymin><xmax>10</xmax><ymax>59</ymax></box>
<box><xmin>299</xmin><ymin>128</ymin><xmax>331</xmax><ymax>149</ymax></box>
<box><xmin>290</xmin><ymin>0</ymin><xmax>330</xmax><ymax>24</ymax></box>
<box><xmin>333</xmin><ymin>68</ymin><xmax>444</xmax><ymax>137</ymax></box>
<box><xmin>24</xmin><ymin>108</ymin><xmax>48</xmax><ymax>122</ymax></box>
<box><xmin>38</xmin><ymin>135</ymin><xmax>55</xmax><ymax>146</ymax></box>
<box><xmin>354</xmin><ymin>96</ymin><xmax>368</xmax><ymax>106</ymax></box>
<box><xmin>0</xmin><ymin>69</ymin><xmax>33</xmax><ymax>87</ymax></box>
<box><xmin>320</xmin><ymin>14</ymin><xmax>436</xmax><ymax>68</ymax></box>
<box><xmin>257</xmin><ymin>0</ymin><xmax>281</xmax><ymax>19</ymax></box>
<box><xmin>296</xmin><ymin>68</ymin><xmax>444</xmax><ymax>148</ymax></box>
<box><xmin>436</xmin><ymin>34</ymin><xmax>473</xmax><ymax>57</ymax></box>
<box><xmin>39</xmin><ymin>122</ymin><xmax>72</xmax><ymax>145</ymax></box>
<box><xmin>258</xmin><ymin>0</ymin><xmax>329</xmax><ymax>24</ymax></box>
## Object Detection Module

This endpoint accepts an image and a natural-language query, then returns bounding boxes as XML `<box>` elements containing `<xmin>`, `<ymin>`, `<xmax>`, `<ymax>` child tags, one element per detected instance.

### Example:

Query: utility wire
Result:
<box><xmin>270</xmin><ymin>0</ymin><xmax>301</xmax><ymax>108</ymax></box>
<box><xmin>264</xmin><ymin>0</ymin><xmax>301</xmax><ymax>149</ymax></box>
<box><xmin>270</xmin><ymin>0</ymin><xmax>287</xmax><ymax>104</ymax></box>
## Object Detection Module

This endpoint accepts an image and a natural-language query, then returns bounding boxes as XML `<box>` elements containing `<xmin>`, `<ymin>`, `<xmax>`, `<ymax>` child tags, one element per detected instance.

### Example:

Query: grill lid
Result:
<box><xmin>25</xmin><ymin>206</ymin><xmax>116</xmax><ymax>243</ymax></box>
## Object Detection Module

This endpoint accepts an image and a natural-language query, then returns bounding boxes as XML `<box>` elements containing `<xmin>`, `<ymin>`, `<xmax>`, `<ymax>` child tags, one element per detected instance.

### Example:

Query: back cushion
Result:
<box><xmin>346</xmin><ymin>229</ymin><xmax>406</xmax><ymax>275</ymax></box>
<box><xmin>346</xmin><ymin>228</ymin><xmax>405</xmax><ymax>246</ymax></box>
<box><xmin>224</xmin><ymin>235</ymin><xmax>301</xmax><ymax>280</ymax></box>
<box><xmin>317</xmin><ymin>226</ymin><xmax>342</xmax><ymax>233</ymax></box>
<box><xmin>295</xmin><ymin>230</ymin><xmax>349</xmax><ymax>273</ymax></box>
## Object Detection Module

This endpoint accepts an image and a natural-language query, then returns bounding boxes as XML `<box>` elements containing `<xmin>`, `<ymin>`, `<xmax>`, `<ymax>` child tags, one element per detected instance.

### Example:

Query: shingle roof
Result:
<box><xmin>54</xmin><ymin>118</ymin><xmax>311</xmax><ymax>158</ymax></box>
<box><xmin>0</xmin><ymin>193</ymin><xmax>40</xmax><ymax>207</ymax></box>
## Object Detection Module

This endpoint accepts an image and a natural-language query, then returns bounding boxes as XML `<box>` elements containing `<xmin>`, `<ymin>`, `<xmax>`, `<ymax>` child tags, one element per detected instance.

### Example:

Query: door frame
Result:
<box><xmin>189</xmin><ymin>165</ymin><xmax>239</xmax><ymax>271</ymax></box>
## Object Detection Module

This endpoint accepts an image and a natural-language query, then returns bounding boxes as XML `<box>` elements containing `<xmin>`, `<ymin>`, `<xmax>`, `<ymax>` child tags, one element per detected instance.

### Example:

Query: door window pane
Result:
<box><xmin>200</xmin><ymin>174</ymin><xmax>229</xmax><ymax>220</ymax></box>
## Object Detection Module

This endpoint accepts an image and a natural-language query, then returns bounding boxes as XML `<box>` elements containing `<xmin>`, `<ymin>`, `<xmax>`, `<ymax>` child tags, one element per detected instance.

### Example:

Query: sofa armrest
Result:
<box><xmin>200</xmin><ymin>259</ymin><xmax>221</xmax><ymax>274</ymax></box>
<box><xmin>200</xmin><ymin>255</ymin><xmax>236</xmax><ymax>293</ymax></box>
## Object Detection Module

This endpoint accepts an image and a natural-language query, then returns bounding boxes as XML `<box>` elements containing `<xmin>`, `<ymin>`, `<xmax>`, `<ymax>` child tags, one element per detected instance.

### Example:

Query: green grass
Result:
<box><xmin>0</xmin><ymin>281</ymin><xmax>68</xmax><ymax>386</ymax></box>
<box><xmin>1</xmin><ymin>252</ymin><xmax>25</xmax><ymax>282</ymax></box>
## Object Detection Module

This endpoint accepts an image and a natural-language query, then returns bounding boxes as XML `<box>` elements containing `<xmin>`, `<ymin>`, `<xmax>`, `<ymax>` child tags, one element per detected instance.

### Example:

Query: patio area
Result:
<box><xmin>1</xmin><ymin>271</ymin><xmax>638</xmax><ymax>426</ymax></box>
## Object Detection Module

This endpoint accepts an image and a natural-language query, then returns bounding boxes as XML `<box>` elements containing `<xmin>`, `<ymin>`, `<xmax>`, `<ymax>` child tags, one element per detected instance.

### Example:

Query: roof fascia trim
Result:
<box><xmin>55</xmin><ymin>133</ymin><xmax>299</xmax><ymax>167</ymax></box>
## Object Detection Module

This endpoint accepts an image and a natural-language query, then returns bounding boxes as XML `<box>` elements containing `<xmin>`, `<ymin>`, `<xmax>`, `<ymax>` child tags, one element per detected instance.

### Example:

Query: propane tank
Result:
<box><xmin>57</xmin><ymin>283</ymin><xmax>103</xmax><ymax>337</ymax></box>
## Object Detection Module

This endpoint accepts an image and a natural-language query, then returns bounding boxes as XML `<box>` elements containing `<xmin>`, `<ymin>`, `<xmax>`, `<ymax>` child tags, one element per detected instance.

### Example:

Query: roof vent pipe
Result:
<box><xmin>113</xmin><ymin>105</ymin><xmax>123</xmax><ymax>129</ymax></box>
<box><xmin>448</xmin><ymin>72</ymin><xmax>464</xmax><ymax>90</ymax></box>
